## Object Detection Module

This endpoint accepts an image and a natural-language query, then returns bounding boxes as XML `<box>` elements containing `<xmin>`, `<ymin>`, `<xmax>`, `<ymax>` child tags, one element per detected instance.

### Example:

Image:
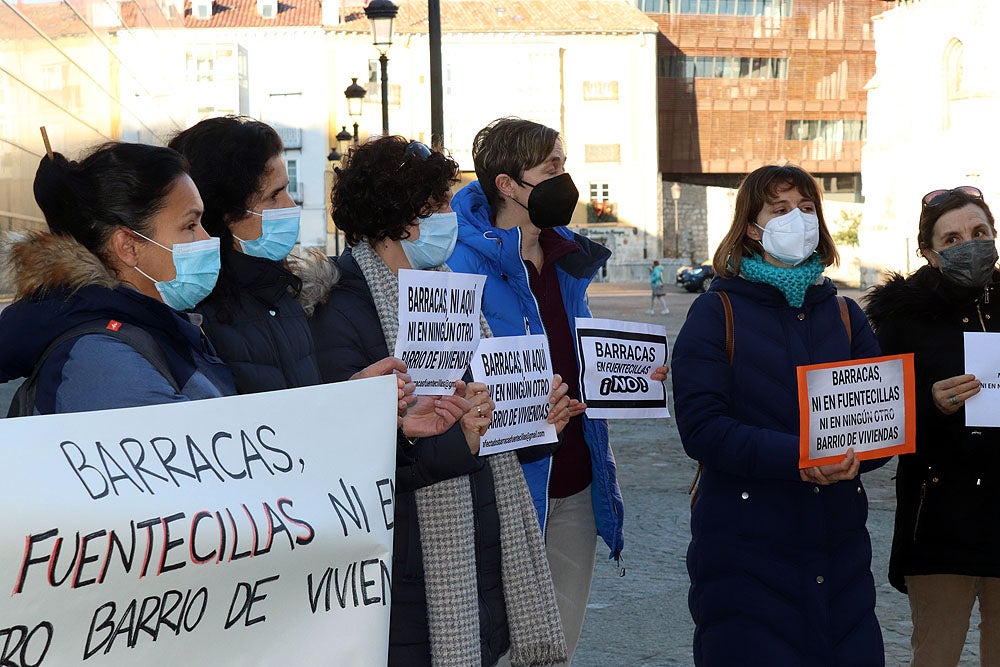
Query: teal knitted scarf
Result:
<box><xmin>740</xmin><ymin>253</ymin><xmax>825</xmax><ymax>307</ymax></box>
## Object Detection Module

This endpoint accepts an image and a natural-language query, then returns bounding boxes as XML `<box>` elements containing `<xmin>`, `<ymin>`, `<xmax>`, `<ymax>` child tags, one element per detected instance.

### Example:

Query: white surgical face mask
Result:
<box><xmin>755</xmin><ymin>208</ymin><xmax>820</xmax><ymax>266</ymax></box>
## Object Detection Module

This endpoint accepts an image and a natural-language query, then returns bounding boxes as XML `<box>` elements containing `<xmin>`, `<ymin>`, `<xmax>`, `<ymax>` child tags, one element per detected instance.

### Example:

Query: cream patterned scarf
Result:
<box><xmin>351</xmin><ymin>241</ymin><xmax>566</xmax><ymax>666</ymax></box>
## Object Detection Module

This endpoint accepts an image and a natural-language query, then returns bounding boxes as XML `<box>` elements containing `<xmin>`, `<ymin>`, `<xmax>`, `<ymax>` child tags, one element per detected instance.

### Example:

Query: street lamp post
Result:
<box><xmin>363</xmin><ymin>0</ymin><xmax>399</xmax><ymax>136</ymax></box>
<box><xmin>336</xmin><ymin>126</ymin><xmax>352</xmax><ymax>156</ymax></box>
<box><xmin>326</xmin><ymin>148</ymin><xmax>344</xmax><ymax>255</ymax></box>
<box><xmin>671</xmin><ymin>182</ymin><xmax>681</xmax><ymax>257</ymax></box>
<box><xmin>343</xmin><ymin>78</ymin><xmax>366</xmax><ymax>144</ymax></box>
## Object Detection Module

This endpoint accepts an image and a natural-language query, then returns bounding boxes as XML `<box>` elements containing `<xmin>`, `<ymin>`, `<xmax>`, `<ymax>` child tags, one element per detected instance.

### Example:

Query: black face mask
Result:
<box><xmin>933</xmin><ymin>239</ymin><xmax>999</xmax><ymax>288</ymax></box>
<box><xmin>510</xmin><ymin>172</ymin><xmax>580</xmax><ymax>229</ymax></box>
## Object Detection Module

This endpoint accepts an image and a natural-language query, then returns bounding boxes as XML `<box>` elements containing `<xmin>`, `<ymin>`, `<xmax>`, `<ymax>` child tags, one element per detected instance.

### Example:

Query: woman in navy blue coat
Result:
<box><xmin>671</xmin><ymin>165</ymin><xmax>886</xmax><ymax>666</ymax></box>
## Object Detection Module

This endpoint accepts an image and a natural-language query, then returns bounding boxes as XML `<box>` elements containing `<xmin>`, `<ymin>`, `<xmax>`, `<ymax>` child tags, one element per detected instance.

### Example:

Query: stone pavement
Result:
<box><xmin>572</xmin><ymin>281</ymin><xmax>981</xmax><ymax>667</ymax></box>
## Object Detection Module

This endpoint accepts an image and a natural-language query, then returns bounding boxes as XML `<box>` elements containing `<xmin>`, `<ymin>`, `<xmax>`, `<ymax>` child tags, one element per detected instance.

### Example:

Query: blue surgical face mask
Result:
<box><xmin>235</xmin><ymin>205</ymin><xmax>301</xmax><ymax>261</ymax></box>
<box><xmin>133</xmin><ymin>234</ymin><xmax>221</xmax><ymax>311</ymax></box>
<box><xmin>401</xmin><ymin>211</ymin><xmax>458</xmax><ymax>269</ymax></box>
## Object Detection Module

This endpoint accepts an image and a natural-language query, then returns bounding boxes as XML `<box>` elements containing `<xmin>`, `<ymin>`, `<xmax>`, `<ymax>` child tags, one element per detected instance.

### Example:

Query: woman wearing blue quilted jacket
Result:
<box><xmin>671</xmin><ymin>164</ymin><xmax>886</xmax><ymax>665</ymax></box>
<box><xmin>449</xmin><ymin>117</ymin><xmax>666</xmax><ymax>664</ymax></box>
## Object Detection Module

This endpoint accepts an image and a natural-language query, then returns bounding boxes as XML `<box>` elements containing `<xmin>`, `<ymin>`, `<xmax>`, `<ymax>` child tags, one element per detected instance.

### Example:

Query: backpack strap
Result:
<box><xmin>688</xmin><ymin>291</ymin><xmax>735</xmax><ymax>506</ymax></box>
<box><xmin>687</xmin><ymin>292</ymin><xmax>853</xmax><ymax>507</ymax></box>
<box><xmin>718</xmin><ymin>291</ymin><xmax>735</xmax><ymax>364</ymax></box>
<box><xmin>7</xmin><ymin>319</ymin><xmax>181</xmax><ymax>418</ymax></box>
<box><xmin>836</xmin><ymin>295</ymin><xmax>852</xmax><ymax>345</ymax></box>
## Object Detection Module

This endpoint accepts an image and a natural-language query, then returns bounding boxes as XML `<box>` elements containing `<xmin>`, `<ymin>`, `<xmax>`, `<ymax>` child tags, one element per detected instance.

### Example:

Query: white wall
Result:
<box><xmin>862</xmin><ymin>0</ymin><xmax>1000</xmax><ymax>282</ymax></box>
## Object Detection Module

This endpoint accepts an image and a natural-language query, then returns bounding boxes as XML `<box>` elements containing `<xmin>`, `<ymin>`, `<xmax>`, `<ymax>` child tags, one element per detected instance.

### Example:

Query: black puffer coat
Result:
<box><xmin>865</xmin><ymin>266</ymin><xmax>1000</xmax><ymax>592</ymax></box>
<box><xmin>309</xmin><ymin>247</ymin><xmax>509</xmax><ymax>666</ymax></box>
<box><xmin>195</xmin><ymin>251</ymin><xmax>322</xmax><ymax>393</ymax></box>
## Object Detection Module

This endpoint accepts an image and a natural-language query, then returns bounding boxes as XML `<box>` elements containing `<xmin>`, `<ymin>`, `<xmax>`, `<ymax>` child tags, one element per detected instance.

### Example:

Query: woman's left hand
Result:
<box><xmin>460</xmin><ymin>381</ymin><xmax>494</xmax><ymax>455</ymax></box>
<box><xmin>650</xmin><ymin>365</ymin><xmax>669</xmax><ymax>383</ymax></box>
<box><xmin>547</xmin><ymin>374</ymin><xmax>586</xmax><ymax>434</ymax></box>
<box><xmin>799</xmin><ymin>447</ymin><xmax>860</xmax><ymax>485</ymax></box>
<box><xmin>350</xmin><ymin>356</ymin><xmax>417</xmax><ymax>426</ymax></box>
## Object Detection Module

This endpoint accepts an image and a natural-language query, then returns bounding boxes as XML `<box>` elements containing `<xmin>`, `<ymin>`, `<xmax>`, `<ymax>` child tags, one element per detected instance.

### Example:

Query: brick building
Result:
<box><xmin>636</xmin><ymin>0</ymin><xmax>892</xmax><ymax>268</ymax></box>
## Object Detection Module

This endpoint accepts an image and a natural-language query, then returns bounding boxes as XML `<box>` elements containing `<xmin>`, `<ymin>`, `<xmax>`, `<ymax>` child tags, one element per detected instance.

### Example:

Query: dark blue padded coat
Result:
<box><xmin>0</xmin><ymin>232</ymin><xmax>234</xmax><ymax>413</ymax></box>
<box><xmin>671</xmin><ymin>274</ymin><xmax>886</xmax><ymax>666</ymax></box>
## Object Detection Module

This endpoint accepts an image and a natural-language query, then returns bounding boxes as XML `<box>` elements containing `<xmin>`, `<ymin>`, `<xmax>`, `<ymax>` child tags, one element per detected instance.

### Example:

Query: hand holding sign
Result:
<box><xmin>460</xmin><ymin>381</ymin><xmax>495</xmax><ymax>454</ymax></box>
<box><xmin>932</xmin><ymin>373</ymin><xmax>980</xmax><ymax>415</ymax></box>
<box><xmin>800</xmin><ymin>447</ymin><xmax>859</xmax><ymax>485</ymax></box>
<box><xmin>402</xmin><ymin>382</ymin><xmax>472</xmax><ymax>438</ymax></box>
<box><xmin>350</xmin><ymin>356</ymin><xmax>417</xmax><ymax>424</ymax></box>
<box><xmin>548</xmin><ymin>374</ymin><xmax>584</xmax><ymax>434</ymax></box>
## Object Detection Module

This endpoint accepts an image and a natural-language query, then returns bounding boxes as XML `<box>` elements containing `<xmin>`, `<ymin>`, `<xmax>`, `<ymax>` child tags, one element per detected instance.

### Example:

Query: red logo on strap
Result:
<box><xmin>106</xmin><ymin>320</ymin><xmax>122</xmax><ymax>332</ymax></box>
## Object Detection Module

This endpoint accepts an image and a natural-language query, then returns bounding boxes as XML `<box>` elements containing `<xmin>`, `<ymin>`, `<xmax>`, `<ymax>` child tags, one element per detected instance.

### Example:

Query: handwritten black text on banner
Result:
<box><xmin>0</xmin><ymin>376</ymin><xmax>397</xmax><ymax>665</ymax></box>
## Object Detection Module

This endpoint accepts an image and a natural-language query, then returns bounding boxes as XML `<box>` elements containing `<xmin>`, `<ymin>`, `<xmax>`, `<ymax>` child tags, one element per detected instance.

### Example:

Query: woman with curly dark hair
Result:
<box><xmin>312</xmin><ymin>135</ymin><xmax>570</xmax><ymax>666</ymax></box>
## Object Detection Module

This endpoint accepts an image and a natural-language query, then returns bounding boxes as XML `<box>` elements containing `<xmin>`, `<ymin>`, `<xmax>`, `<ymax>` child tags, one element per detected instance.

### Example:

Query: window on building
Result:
<box><xmin>636</xmin><ymin>0</ymin><xmax>790</xmax><ymax>15</ymax></box>
<box><xmin>185</xmin><ymin>45</ymin><xmax>237</xmax><ymax>84</ymax></box>
<box><xmin>589</xmin><ymin>183</ymin><xmax>611</xmax><ymax>202</ymax></box>
<box><xmin>784</xmin><ymin>120</ymin><xmax>866</xmax><ymax>142</ymax></box>
<box><xmin>587</xmin><ymin>183</ymin><xmax>617</xmax><ymax>223</ymax></box>
<box><xmin>584</xmin><ymin>144</ymin><xmax>621</xmax><ymax>164</ymax></box>
<box><xmin>658</xmin><ymin>55</ymin><xmax>788</xmax><ymax>79</ymax></box>
<box><xmin>286</xmin><ymin>157</ymin><xmax>301</xmax><ymax>203</ymax></box>
<box><xmin>583</xmin><ymin>81</ymin><xmax>619</xmax><ymax>101</ymax></box>
<box><xmin>943</xmin><ymin>38</ymin><xmax>965</xmax><ymax>131</ymax></box>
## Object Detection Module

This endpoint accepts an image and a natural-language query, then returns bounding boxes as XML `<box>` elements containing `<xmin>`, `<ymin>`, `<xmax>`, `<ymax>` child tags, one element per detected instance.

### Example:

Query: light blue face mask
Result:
<box><xmin>236</xmin><ymin>205</ymin><xmax>301</xmax><ymax>261</ymax></box>
<box><xmin>401</xmin><ymin>211</ymin><xmax>458</xmax><ymax>269</ymax></box>
<box><xmin>133</xmin><ymin>234</ymin><xmax>221</xmax><ymax>311</ymax></box>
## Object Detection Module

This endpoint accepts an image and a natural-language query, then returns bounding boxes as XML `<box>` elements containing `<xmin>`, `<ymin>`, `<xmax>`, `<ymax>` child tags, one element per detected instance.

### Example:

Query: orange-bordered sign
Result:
<box><xmin>796</xmin><ymin>353</ymin><xmax>916</xmax><ymax>469</ymax></box>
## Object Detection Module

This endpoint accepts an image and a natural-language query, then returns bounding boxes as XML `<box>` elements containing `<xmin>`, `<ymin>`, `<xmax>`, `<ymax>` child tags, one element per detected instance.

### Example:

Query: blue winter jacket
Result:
<box><xmin>671</xmin><ymin>274</ymin><xmax>885</xmax><ymax>666</ymax></box>
<box><xmin>448</xmin><ymin>180</ymin><xmax>624</xmax><ymax>559</ymax></box>
<box><xmin>0</xmin><ymin>232</ymin><xmax>235</xmax><ymax>414</ymax></box>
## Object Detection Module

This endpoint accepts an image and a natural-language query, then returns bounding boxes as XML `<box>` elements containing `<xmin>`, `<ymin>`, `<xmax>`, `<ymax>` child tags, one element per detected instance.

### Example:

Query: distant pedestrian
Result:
<box><xmin>865</xmin><ymin>185</ymin><xmax>1000</xmax><ymax>666</ymax></box>
<box><xmin>647</xmin><ymin>260</ymin><xmax>669</xmax><ymax>314</ymax></box>
<box><xmin>671</xmin><ymin>164</ymin><xmax>886</xmax><ymax>666</ymax></box>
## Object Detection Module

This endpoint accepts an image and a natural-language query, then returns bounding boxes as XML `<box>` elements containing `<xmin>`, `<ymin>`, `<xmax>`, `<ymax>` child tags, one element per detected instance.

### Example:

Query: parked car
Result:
<box><xmin>676</xmin><ymin>262</ymin><xmax>715</xmax><ymax>293</ymax></box>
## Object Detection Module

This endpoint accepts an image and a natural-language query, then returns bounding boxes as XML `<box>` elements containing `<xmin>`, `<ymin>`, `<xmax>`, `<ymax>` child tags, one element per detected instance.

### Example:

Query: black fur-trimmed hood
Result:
<box><xmin>864</xmin><ymin>265</ymin><xmax>999</xmax><ymax>333</ymax></box>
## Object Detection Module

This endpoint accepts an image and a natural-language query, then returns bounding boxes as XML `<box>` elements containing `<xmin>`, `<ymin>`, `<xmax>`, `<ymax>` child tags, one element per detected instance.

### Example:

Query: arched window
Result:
<box><xmin>943</xmin><ymin>38</ymin><xmax>965</xmax><ymax>131</ymax></box>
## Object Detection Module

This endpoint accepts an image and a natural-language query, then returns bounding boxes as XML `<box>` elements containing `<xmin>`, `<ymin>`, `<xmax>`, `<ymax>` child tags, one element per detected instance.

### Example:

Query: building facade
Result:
<box><xmin>861</xmin><ymin>0</ymin><xmax>1000</xmax><ymax>285</ymax></box>
<box><xmin>637</xmin><ymin>0</ymin><xmax>889</xmax><ymax>281</ymax></box>
<box><xmin>0</xmin><ymin>0</ymin><xmax>184</xmax><ymax>237</ymax></box>
<box><xmin>329</xmin><ymin>0</ymin><xmax>662</xmax><ymax>276</ymax></box>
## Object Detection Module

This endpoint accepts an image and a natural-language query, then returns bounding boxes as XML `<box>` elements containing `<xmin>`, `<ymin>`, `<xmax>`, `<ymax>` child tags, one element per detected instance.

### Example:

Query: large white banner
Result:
<box><xmin>0</xmin><ymin>376</ymin><xmax>397</xmax><ymax>666</ymax></box>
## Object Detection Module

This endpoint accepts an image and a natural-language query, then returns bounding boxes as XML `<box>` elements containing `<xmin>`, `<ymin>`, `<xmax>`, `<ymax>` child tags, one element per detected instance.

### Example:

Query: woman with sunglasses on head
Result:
<box><xmin>865</xmin><ymin>185</ymin><xmax>1000</xmax><ymax>665</ymax></box>
<box><xmin>312</xmin><ymin>135</ymin><xmax>570</xmax><ymax>666</ymax></box>
<box><xmin>671</xmin><ymin>164</ymin><xmax>885</xmax><ymax>665</ymax></box>
<box><xmin>0</xmin><ymin>142</ymin><xmax>234</xmax><ymax>413</ymax></box>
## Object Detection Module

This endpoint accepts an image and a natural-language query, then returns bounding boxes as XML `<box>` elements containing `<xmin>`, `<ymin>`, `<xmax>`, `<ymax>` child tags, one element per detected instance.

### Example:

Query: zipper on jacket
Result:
<box><xmin>913</xmin><ymin>480</ymin><xmax>927</xmax><ymax>542</ymax></box>
<box><xmin>976</xmin><ymin>302</ymin><xmax>987</xmax><ymax>331</ymax></box>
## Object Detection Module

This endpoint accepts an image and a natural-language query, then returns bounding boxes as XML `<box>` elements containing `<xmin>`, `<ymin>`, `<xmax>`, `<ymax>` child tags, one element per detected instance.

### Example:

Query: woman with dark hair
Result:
<box><xmin>168</xmin><ymin>116</ymin><xmax>416</xmax><ymax>423</ymax></box>
<box><xmin>0</xmin><ymin>142</ymin><xmax>234</xmax><ymax>413</ymax></box>
<box><xmin>167</xmin><ymin>116</ymin><xmax>322</xmax><ymax>393</ymax></box>
<box><xmin>313</xmin><ymin>135</ymin><xmax>569</xmax><ymax>666</ymax></box>
<box><xmin>670</xmin><ymin>164</ymin><xmax>885</xmax><ymax>665</ymax></box>
<box><xmin>865</xmin><ymin>186</ymin><xmax>1000</xmax><ymax>665</ymax></box>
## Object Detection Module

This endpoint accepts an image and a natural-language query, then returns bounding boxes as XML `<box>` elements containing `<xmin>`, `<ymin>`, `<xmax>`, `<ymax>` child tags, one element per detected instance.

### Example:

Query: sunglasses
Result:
<box><xmin>396</xmin><ymin>141</ymin><xmax>433</xmax><ymax>171</ymax></box>
<box><xmin>922</xmin><ymin>186</ymin><xmax>983</xmax><ymax>208</ymax></box>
